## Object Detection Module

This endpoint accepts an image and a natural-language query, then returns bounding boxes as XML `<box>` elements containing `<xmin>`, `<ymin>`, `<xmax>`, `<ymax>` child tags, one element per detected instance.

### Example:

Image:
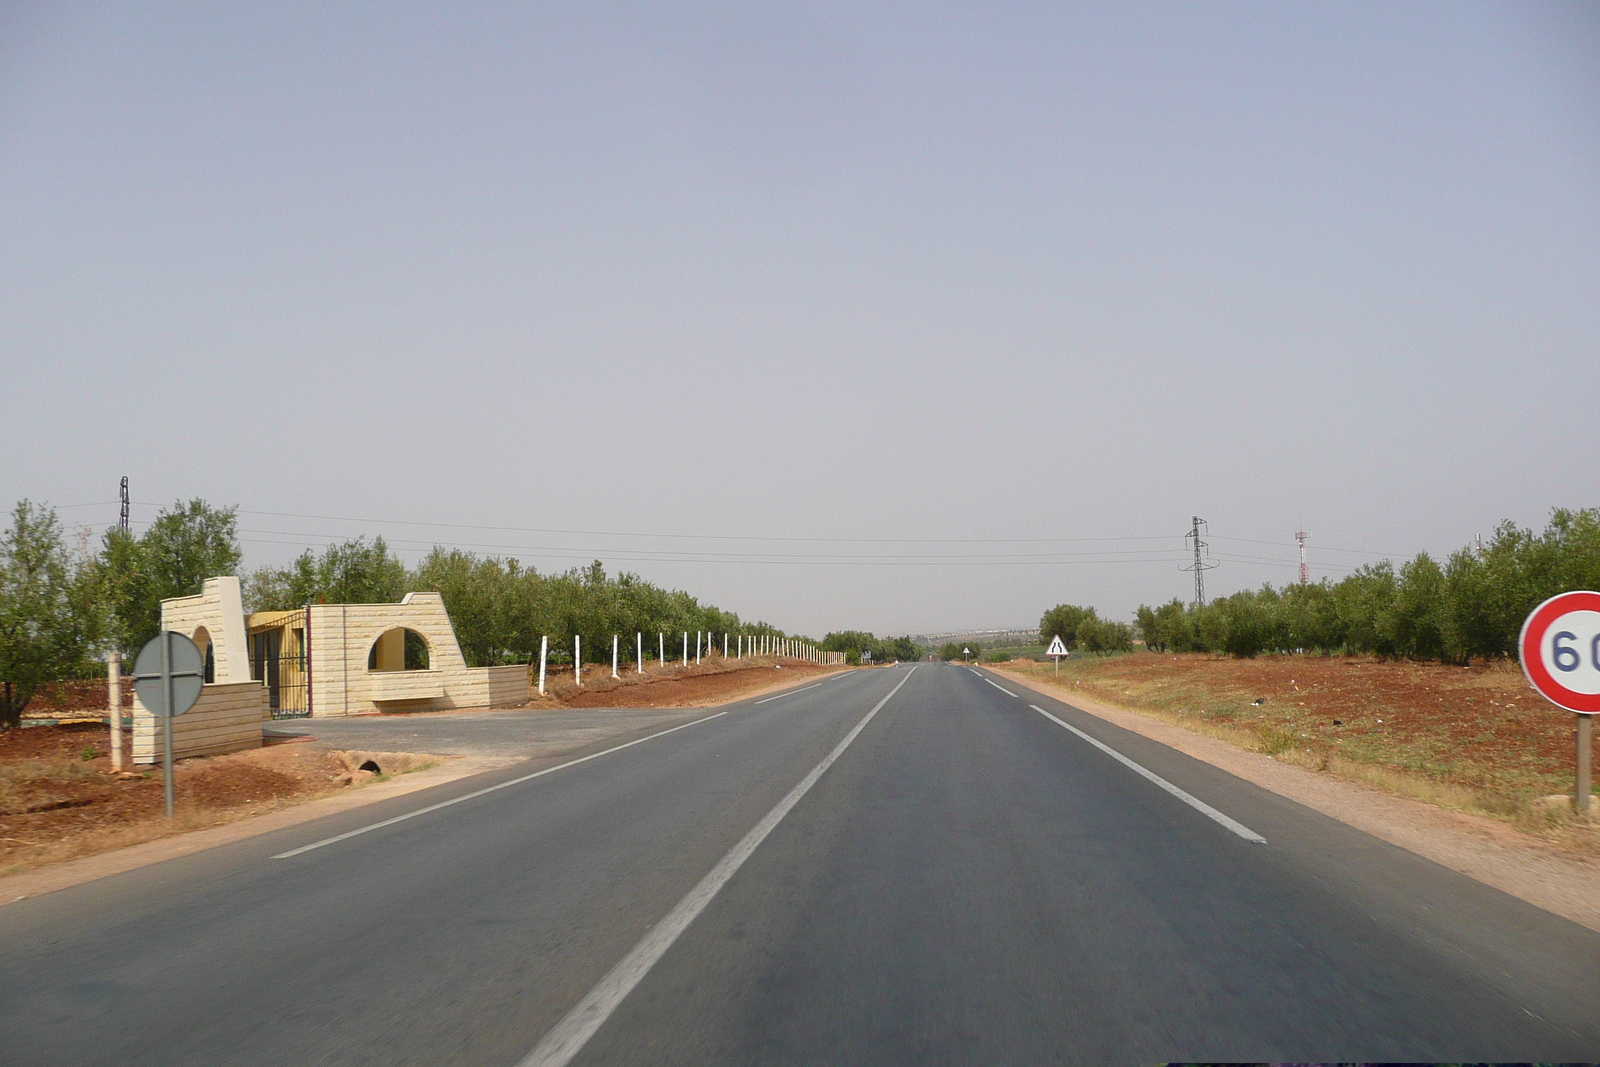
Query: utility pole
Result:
<box><xmin>109</xmin><ymin>477</ymin><xmax>130</xmax><ymax>771</ymax></box>
<box><xmin>1183</xmin><ymin>516</ymin><xmax>1217</xmax><ymax>607</ymax></box>
<box><xmin>1296</xmin><ymin>528</ymin><xmax>1310</xmax><ymax>585</ymax></box>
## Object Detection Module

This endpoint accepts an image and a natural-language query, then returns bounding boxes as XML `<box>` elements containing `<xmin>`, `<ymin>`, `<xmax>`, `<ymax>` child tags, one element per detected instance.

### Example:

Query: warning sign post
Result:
<box><xmin>1046</xmin><ymin>635</ymin><xmax>1068</xmax><ymax>676</ymax></box>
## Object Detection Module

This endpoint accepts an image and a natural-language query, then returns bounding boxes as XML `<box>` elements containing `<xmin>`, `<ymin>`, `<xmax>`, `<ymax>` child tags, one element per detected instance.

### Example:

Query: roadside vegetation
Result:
<box><xmin>0</xmin><ymin>497</ymin><xmax>802</xmax><ymax>728</ymax></box>
<box><xmin>818</xmin><ymin>631</ymin><xmax>924</xmax><ymax>666</ymax></box>
<box><xmin>1131</xmin><ymin>508</ymin><xmax>1600</xmax><ymax>664</ymax></box>
<box><xmin>1036</xmin><ymin>603</ymin><xmax>1135</xmax><ymax>655</ymax></box>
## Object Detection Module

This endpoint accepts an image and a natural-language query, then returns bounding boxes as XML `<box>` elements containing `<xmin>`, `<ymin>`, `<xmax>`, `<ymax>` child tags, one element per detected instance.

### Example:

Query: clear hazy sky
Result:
<box><xmin>2</xmin><ymin>2</ymin><xmax>1596</xmax><ymax>637</ymax></box>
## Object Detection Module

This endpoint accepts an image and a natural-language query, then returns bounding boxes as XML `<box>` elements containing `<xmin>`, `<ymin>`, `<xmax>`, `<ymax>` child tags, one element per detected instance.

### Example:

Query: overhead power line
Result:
<box><xmin>48</xmin><ymin>498</ymin><xmax>1372</xmax><ymax>570</ymax></box>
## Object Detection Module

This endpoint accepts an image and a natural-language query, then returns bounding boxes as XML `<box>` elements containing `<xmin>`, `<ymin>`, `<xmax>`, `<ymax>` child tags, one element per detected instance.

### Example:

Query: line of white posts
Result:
<box><xmin>534</xmin><ymin>630</ymin><xmax>844</xmax><ymax>694</ymax></box>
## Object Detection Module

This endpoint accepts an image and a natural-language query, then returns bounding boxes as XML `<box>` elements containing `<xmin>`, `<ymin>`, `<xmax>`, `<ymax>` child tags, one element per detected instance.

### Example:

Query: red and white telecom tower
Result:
<box><xmin>1295</xmin><ymin>528</ymin><xmax>1310</xmax><ymax>584</ymax></box>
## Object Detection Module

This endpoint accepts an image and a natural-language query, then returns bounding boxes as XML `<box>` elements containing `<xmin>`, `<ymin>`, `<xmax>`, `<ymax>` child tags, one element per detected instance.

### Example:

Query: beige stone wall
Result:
<box><xmin>133</xmin><ymin>680</ymin><xmax>267</xmax><ymax>764</ymax></box>
<box><xmin>307</xmin><ymin>593</ymin><xmax>528</xmax><ymax>716</ymax></box>
<box><xmin>159</xmin><ymin>577</ymin><xmax>251</xmax><ymax>684</ymax></box>
<box><xmin>451</xmin><ymin>664</ymin><xmax>532</xmax><ymax>710</ymax></box>
<box><xmin>486</xmin><ymin>664</ymin><xmax>531</xmax><ymax>707</ymax></box>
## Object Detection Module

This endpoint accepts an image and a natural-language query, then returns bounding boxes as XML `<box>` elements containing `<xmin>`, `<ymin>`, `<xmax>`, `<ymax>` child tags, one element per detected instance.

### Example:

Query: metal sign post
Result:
<box><xmin>1519</xmin><ymin>591</ymin><xmax>1600</xmax><ymax>817</ymax></box>
<box><xmin>132</xmin><ymin>632</ymin><xmax>205</xmax><ymax>818</ymax></box>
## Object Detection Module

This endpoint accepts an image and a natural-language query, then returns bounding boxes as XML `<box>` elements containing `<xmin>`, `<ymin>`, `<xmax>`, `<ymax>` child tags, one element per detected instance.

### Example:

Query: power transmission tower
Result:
<box><xmin>1182</xmin><ymin>516</ymin><xmax>1217</xmax><ymax>607</ymax></box>
<box><xmin>1296</xmin><ymin>527</ymin><xmax>1309</xmax><ymax>585</ymax></box>
<box><xmin>119</xmin><ymin>476</ymin><xmax>130</xmax><ymax>533</ymax></box>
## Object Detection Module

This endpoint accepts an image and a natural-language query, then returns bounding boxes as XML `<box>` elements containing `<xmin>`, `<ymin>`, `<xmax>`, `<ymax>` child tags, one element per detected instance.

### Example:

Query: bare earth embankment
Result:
<box><xmin>536</xmin><ymin>656</ymin><xmax>841</xmax><ymax>708</ymax></box>
<box><xmin>993</xmin><ymin>652</ymin><xmax>1600</xmax><ymax>932</ymax></box>
<box><xmin>0</xmin><ymin>721</ymin><xmax>434</xmax><ymax>876</ymax></box>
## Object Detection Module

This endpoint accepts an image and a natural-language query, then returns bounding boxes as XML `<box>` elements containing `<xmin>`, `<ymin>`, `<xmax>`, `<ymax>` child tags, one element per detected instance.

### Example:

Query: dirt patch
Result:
<box><xmin>19</xmin><ymin>677</ymin><xmax>128</xmax><ymax>715</ymax></box>
<box><xmin>498</xmin><ymin>657</ymin><xmax>843</xmax><ymax>710</ymax></box>
<box><xmin>0</xmin><ymin>721</ymin><xmax>438</xmax><ymax>876</ymax></box>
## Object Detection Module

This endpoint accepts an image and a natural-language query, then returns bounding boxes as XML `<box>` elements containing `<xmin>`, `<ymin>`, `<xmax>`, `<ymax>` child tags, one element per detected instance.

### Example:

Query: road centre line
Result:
<box><xmin>755</xmin><ymin>682</ymin><xmax>824</xmax><ymax>704</ymax></box>
<box><xmin>272</xmin><ymin>712</ymin><xmax>729</xmax><ymax>860</ymax></box>
<box><xmin>984</xmin><ymin>678</ymin><xmax>1018</xmax><ymax>698</ymax></box>
<box><xmin>519</xmin><ymin>666</ymin><xmax>920</xmax><ymax>1067</ymax></box>
<box><xmin>1028</xmin><ymin>704</ymin><xmax>1266</xmax><ymax>844</ymax></box>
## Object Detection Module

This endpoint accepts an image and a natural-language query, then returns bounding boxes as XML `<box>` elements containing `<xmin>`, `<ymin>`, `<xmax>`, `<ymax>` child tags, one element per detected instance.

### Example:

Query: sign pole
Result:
<box><xmin>162</xmin><ymin>632</ymin><xmax>175</xmax><ymax>819</ymax></box>
<box><xmin>1579</xmin><ymin>714</ymin><xmax>1593</xmax><ymax>819</ymax></box>
<box><xmin>130</xmin><ymin>631</ymin><xmax>204</xmax><ymax>821</ymax></box>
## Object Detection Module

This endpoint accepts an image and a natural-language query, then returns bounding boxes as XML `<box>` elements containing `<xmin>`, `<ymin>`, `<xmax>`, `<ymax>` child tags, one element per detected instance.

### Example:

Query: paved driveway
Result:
<box><xmin>265</xmin><ymin>706</ymin><xmax>711</xmax><ymax>762</ymax></box>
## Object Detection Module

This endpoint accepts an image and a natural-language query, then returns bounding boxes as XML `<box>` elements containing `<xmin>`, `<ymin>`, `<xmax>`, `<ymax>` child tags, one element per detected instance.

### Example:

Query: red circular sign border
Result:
<box><xmin>1520</xmin><ymin>591</ymin><xmax>1600</xmax><ymax>715</ymax></box>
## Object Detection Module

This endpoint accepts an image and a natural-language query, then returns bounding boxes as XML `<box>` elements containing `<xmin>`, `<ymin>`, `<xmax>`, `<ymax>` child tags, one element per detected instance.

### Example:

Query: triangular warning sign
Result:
<box><xmin>1046</xmin><ymin>635</ymin><xmax>1068</xmax><ymax>656</ymax></box>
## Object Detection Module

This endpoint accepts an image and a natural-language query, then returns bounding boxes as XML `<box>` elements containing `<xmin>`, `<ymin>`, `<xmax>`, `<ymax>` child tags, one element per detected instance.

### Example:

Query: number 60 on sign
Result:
<box><xmin>1521</xmin><ymin>591</ymin><xmax>1600</xmax><ymax>714</ymax></box>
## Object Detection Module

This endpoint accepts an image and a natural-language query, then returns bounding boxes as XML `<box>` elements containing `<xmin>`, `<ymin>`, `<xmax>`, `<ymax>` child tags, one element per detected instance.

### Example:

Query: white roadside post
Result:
<box><xmin>696</xmin><ymin>631</ymin><xmax>702</xmax><ymax>665</ymax></box>
<box><xmin>682</xmin><ymin>632</ymin><xmax>688</xmax><ymax>666</ymax></box>
<box><xmin>574</xmin><ymin>635</ymin><xmax>582</xmax><ymax>687</ymax></box>
<box><xmin>538</xmin><ymin>636</ymin><xmax>548</xmax><ymax>695</ymax></box>
<box><xmin>637</xmin><ymin>632</ymin><xmax>644</xmax><ymax>674</ymax></box>
<box><xmin>1520</xmin><ymin>591</ymin><xmax>1600</xmax><ymax>817</ymax></box>
<box><xmin>612</xmin><ymin>635</ymin><xmax>619</xmax><ymax>679</ymax></box>
<box><xmin>659</xmin><ymin>633</ymin><xmax>664</xmax><ymax>666</ymax></box>
<box><xmin>107</xmin><ymin>650</ymin><xmax>122</xmax><ymax>773</ymax></box>
<box><xmin>723</xmin><ymin>632</ymin><xmax>728</xmax><ymax>657</ymax></box>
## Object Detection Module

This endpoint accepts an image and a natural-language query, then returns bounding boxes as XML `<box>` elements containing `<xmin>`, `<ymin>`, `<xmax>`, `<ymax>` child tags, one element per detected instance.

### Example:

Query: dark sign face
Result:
<box><xmin>132</xmin><ymin>632</ymin><xmax>206</xmax><ymax>717</ymax></box>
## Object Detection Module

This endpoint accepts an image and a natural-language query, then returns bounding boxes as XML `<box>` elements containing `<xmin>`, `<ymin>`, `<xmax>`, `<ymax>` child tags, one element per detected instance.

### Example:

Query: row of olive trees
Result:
<box><xmin>1134</xmin><ymin>507</ymin><xmax>1600</xmax><ymax>662</ymax></box>
<box><xmin>818</xmin><ymin>631</ymin><xmax>924</xmax><ymax>666</ymax></box>
<box><xmin>1037</xmin><ymin>604</ymin><xmax>1135</xmax><ymax>656</ymax></box>
<box><xmin>245</xmin><ymin>540</ymin><xmax>784</xmax><ymax>669</ymax></box>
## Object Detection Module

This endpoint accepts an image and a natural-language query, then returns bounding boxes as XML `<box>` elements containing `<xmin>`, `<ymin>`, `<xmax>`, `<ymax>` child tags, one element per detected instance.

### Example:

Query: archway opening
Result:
<box><xmin>368</xmin><ymin>628</ymin><xmax>431</xmax><ymax>671</ymax></box>
<box><xmin>193</xmin><ymin>626</ymin><xmax>215</xmax><ymax>683</ymax></box>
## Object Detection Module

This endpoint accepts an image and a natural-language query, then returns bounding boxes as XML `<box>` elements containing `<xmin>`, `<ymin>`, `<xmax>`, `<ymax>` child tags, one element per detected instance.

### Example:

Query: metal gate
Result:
<box><xmin>249</xmin><ymin>608</ymin><xmax>311</xmax><ymax>719</ymax></box>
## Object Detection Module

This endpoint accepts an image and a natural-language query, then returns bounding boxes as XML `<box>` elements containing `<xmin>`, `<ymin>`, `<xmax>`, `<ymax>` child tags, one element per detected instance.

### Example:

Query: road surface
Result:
<box><xmin>3</xmin><ymin>663</ymin><xmax>1597</xmax><ymax>1064</ymax></box>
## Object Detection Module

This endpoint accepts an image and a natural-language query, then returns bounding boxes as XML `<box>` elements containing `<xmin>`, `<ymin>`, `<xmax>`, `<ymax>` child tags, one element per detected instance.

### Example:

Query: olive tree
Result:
<box><xmin>0</xmin><ymin>502</ymin><xmax>101</xmax><ymax>729</ymax></box>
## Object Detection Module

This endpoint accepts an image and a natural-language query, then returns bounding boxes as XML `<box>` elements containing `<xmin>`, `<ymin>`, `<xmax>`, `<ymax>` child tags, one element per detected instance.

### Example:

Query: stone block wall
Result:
<box><xmin>133</xmin><ymin>680</ymin><xmax>268</xmax><ymax>763</ymax></box>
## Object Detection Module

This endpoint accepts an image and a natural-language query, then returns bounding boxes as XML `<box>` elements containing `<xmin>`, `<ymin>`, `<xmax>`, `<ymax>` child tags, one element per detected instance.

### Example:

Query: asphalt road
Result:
<box><xmin>3</xmin><ymin>663</ymin><xmax>1598</xmax><ymax>1064</ymax></box>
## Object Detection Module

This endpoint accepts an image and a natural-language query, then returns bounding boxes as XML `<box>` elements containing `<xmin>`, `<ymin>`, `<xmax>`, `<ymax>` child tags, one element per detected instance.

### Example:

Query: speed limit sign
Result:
<box><xmin>1520</xmin><ymin>591</ymin><xmax>1600</xmax><ymax>714</ymax></box>
<box><xmin>1521</xmin><ymin>591</ymin><xmax>1600</xmax><ymax>817</ymax></box>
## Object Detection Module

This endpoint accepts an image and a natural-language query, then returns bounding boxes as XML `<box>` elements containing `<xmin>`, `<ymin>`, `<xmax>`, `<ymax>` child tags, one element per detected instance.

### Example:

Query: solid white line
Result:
<box><xmin>1027</xmin><ymin>704</ymin><xmax>1266</xmax><ymax>844</ymax></box>
<box><xmin>754</xmin><ymin>682</ymin><xmax>824</xmax><ymax>704</ymax></box>
<box><xmin>272</xmin><ymin>712</ymin><xmax>729</xmax><ymax>859</ymax></box>
<box><xmin>519</xmin><ymin>666</ymin><xmax>920</xmax><ymax>1067</ymax></box>
<box><xmin>983</xmin><ymin>678</ymin><xmax>1018</xmax><ymax>698</ymax></box>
